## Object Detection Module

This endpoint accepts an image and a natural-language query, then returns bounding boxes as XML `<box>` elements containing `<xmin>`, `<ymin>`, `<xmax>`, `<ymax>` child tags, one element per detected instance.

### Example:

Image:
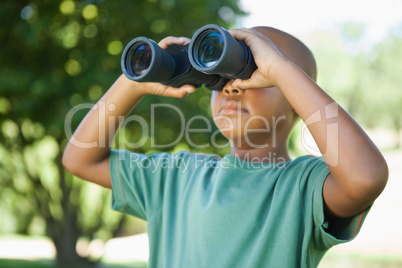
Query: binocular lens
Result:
<box><xmin>130</xmin><ymin>43</ymin><xmax>152</xmax><ymax>76</ymax></box>
<box><xmin>196</xmin><ymin>31</ymin><xmax>224</xmax><ymax>68</ymax></box>
<box><xmin>189</xmin><ymin>24</ymin><xmax>256</xmax><ymax>80</ymax></box>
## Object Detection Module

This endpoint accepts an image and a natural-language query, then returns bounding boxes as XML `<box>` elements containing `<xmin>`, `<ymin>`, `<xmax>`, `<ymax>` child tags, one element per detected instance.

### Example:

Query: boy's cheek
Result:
<box><xmin>210</xmin><ymin>91</ymin><xmax>222</xmax><ymax>116</ymax></box>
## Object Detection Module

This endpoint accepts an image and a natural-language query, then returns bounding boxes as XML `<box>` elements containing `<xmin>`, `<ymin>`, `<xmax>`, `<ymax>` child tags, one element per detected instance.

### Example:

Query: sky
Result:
<box><xmin>238</xmin><ymin>0</ymin><xmax>402</xmax><ymax>45</ymax></box>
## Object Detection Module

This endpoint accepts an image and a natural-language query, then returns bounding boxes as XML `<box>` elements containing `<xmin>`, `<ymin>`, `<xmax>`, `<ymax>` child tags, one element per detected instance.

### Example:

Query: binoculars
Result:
<box><xmin>121</xmin><ymin>24</ymin><xmax>257</xmax><ymax>91</ymax></box>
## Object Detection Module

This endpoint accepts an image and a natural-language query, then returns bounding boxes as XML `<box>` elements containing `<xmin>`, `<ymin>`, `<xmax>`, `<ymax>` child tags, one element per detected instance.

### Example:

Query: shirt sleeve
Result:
<box><xmin>299</xmin><ymin>156</ymin><xmax>371</xmax><ymax>251</ymax></box>
<box><xmin>109</xmin><ymin>149</ymin><xmax>172</xmax><ymax>220</ymax></box>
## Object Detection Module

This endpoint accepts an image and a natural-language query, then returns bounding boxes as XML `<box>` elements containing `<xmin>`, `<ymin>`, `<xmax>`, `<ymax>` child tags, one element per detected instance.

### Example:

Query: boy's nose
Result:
<box><xmin>222</xmin><ymin>80</ymin><xmax>245</xmax><ymax>96</ymax></box>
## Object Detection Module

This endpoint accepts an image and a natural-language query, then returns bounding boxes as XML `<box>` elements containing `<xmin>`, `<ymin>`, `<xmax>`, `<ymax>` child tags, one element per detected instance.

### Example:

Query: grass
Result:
<box><xmin>319</xmin><ymin>252</ymin><xmax>402</xmax><ymax>268</ymax></box>
<box><xmin>2</xmin><ymin>255</ymin><xmax>402</xmax><ymax>268</ymax></box>
<box><xmin>0</xmin><ymin>259</ymin><xmax>54</xmax><ymax>268</ymax></box>
<box><xmin>100</xmin><ymin>261</ymin><xmax>147</xmax><ymax>268</ymax></box>
<box><xmin>0</xmin><ymin>259</ymin><xmax>147</xmax><ymax>268</ymax></box>
<box><xmin>1</xmin><ymin>233</ymin><xmax>401</xmax><ymax>268</ymax></box>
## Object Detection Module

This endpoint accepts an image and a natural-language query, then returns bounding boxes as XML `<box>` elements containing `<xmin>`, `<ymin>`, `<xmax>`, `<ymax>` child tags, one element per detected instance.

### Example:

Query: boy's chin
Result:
<box><xmin>221</xmin><ymin>131</ymin><xmax>269</xmax><ymax>149</ymax></box>
<box><xmin>219</xmin><ymin>129</ymin><xmax>242</xmax><ymax>140</ymax></box>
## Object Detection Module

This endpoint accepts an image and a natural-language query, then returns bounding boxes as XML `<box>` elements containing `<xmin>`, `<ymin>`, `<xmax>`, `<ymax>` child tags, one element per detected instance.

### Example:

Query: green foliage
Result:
<box><xmin>310</xmin><ymin>23</ymin><xmax>402</xmax><ymax>147</ymax></box>
<box><xmin>0</xmin><ymin>0</ymin><xmax>243</xmax><ymax>264</ymax></box>
<box><xmin>370</xmin><ymin>26</ymin><xmax>402</xmax><ymax>147</ymax></box>
<box><xmin>0</xmin><ymin>258</ymin><xmax>147</xmax><ymax>268</ymax></box>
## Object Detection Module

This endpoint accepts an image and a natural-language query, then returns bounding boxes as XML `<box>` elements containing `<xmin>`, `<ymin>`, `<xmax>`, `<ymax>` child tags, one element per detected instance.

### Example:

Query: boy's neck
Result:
<box><xmin>230</xmin><ymin>145</ymin><xmax>291</xmax><ymax>163</ymax></box>
<box><xmin>229</xmin><ymin>130</ymin><xmax>292</xmax><ymax>163</ymax></box>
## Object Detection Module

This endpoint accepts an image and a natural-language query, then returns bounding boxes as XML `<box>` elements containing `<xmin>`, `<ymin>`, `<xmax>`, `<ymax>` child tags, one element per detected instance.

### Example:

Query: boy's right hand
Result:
<box><xmin>134</xmin><ymin>36</ymin><xmax>197</xmax><ymax>98</ymax></box>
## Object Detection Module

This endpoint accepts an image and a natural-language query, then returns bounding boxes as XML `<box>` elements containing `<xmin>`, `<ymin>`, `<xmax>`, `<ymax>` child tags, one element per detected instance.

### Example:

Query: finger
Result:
<box><xmin>158</xmin><ymin>36</ymin><xmax>191</xmax><ymax>49</ymax></box>
<box><xmin>228</xmin><ymin>28</ymin><xmax>256</xmax><ymax>44</ymax></box>
<box><xmin>232</xmin><ymin>78</ymin><xmax>256</xmax><ymax>90</ymax></box>
<box><xmin>178</xmin><ymin>37</ymin><xmax>191</xmax><ymax>45</ymax></box>
<box><xmin>229</xmin><ymin>28</ymin><xmax>279</xmax><ymax>52</ymax></box>
<box><xmin>162</xmin><ymin>85</ymin><xmax>197</xmax><ymax>98</ymax></box>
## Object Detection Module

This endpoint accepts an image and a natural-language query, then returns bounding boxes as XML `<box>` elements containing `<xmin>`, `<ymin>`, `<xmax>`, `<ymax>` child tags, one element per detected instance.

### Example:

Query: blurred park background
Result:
<box><xmin>0</xmin><ymin>0</ymin><xmax>401</xmax><ymax>267</ymax></box>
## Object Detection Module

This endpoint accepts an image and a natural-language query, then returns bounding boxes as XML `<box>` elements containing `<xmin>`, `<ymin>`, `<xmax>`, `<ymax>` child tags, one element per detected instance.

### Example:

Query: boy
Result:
<box><xmin>63</xmin><ymin>26</ymin><xmax>388</xmax><ymax>267</ymax></box>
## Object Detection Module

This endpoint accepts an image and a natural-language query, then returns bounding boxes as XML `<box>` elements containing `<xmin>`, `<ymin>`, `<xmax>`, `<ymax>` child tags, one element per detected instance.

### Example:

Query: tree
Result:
<box><xmin>370</xmin><ymin>25</ymin><xmax>402</xmax><ymax>148</ymax></box>
<box><xmin>0</xmin><ymin>0</ymin><xmax>243</xmax><ymax>265</ymax></box>
<box><xmin>308</xmin><ymin>22</ymin><xmax>402</xmax><ymax>149</ymax></box>
<box><xmin>309</xmin><ymin>23</ymin><xmax>372</xmax><ymax>116</ymax></box>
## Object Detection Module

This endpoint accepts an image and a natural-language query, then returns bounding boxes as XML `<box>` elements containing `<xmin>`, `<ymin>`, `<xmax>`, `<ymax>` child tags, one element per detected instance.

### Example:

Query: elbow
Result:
<box><xmin>369</xmin><ymin>156</ymin><xmax>388</xmax><ymax>196</ymax></box>
<box><xmin>62</xmin><ymin>147</ymin><xmax>81</xmax><ymax>177</ymax></box>
<box><xmin>370</xmin><ymin>158</ymin><xmax>389</xmax><ymax>198</ymax></box>
<box><xmin>350</xmin><ymin>158</ymin><xmax>389</xmax><ymax>203</ymax></box>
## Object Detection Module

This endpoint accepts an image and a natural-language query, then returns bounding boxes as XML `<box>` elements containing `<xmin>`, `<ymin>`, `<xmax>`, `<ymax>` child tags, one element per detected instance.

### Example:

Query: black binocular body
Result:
<box><xmin>121</xmin><ymin>24</ymin><xmax>257</xmax><ymax>91</ymax></box>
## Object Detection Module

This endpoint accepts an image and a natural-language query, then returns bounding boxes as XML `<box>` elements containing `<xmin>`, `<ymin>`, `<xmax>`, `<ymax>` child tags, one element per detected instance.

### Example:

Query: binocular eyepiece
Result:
<box><xmin>121</xmin><ymin>24</ymin><xmax>257</xmax><ymax>91</ymax></box>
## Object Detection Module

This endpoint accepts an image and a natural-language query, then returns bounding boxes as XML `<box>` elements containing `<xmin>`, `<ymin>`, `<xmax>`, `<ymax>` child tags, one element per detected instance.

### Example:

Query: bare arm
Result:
<box><xmin>229</xmin><ymin>28</ymin><xmax>388</xmax><ymax>218</ymax></box>
<box><xmin>62</xmin><ymin>37</ymin><xmax>195</xmax><ymax>188</ymax></box>
<box><xmin>272</xmin><ymin>61</ymin><xmax>388</xmax><ymax>218</ymax></box>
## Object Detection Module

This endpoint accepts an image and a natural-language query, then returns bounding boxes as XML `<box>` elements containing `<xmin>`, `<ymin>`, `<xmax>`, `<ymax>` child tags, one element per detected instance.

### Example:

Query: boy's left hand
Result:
<box><xmin>229</xmin><ymin>28</ymin><xmax>286</xmax><ymax>90</ymax></box>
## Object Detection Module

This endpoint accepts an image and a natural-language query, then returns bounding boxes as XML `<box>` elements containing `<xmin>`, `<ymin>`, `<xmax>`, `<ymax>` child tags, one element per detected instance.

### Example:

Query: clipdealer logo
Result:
<box><xmin>65</xmin><ymin>102</ymin><xmax>287</xmax><ymax>150</ymax></box>
<box><xmin>64</xmin><ymin>101</ymin><xmax>340</xmax><ymax>167</ymax></box>
<box><xmin>301</xmin><ymin>101</ymin><xmax>339</xmax><ymax>167</ymax></box>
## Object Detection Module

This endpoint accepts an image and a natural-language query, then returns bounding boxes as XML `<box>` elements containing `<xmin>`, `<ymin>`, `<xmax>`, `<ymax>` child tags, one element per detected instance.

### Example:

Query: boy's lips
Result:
<box><xmin>219</xmin><ymin>100</ymin><xmax>249</xmax><ymax>115</ymax></box>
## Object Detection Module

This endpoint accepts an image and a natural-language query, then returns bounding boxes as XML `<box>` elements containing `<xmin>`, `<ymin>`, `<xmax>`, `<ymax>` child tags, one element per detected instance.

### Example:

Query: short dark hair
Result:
<box><xmin>251</xmin><ymin>26</ymin><xmax>317</xmax><ymax>81</ymax></box>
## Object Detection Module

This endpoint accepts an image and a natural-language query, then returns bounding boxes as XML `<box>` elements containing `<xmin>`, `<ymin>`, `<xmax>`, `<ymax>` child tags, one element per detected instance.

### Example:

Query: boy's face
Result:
<box><xmin>210</xmin><ymin>27</ymin><xmax>315</xmax><ymax>149</ymax></box>
<box><xmin>210</xmin><ymin>81</ymin><xmax>296</xmax><ymax>149</ymax></box>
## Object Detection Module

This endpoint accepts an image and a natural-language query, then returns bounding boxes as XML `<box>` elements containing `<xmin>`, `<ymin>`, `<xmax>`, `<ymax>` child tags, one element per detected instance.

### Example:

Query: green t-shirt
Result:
<box><xmin>110</xmin><ymin>150</ymin><xmax>369</xmax><ymax>268</ymax></box>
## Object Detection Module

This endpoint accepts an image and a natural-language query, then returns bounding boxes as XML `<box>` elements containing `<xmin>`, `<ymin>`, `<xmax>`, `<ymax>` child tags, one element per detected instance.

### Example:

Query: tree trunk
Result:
<box><xmin>54</xmin><ymin>152</ymin><xmax>97</xmax><ymax>267</ymax></box>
